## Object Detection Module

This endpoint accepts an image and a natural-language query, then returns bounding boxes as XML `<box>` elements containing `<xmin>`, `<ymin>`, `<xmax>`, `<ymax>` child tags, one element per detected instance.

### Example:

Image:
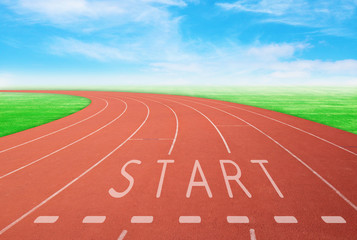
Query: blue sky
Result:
<box><xmin>0</xmin><ymin>0</ymin><xmax>357</xmax><ymax>87</ymax></box>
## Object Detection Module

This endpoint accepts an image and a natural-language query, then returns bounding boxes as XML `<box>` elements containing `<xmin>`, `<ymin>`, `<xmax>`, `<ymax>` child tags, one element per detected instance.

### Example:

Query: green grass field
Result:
<box><xmin>1</xmin><ymin>86</ymin><xmax>356</xmax><ymax>137</ymax></box>
<box><xmin>0</xmin><ymin>92</ymin><xmax>90</xmax><ymax>137</ymax></box>
<box><xmin>103</xmin><ymin>86</ymin><xmax>356</xmax><ymax>134</ymax></box>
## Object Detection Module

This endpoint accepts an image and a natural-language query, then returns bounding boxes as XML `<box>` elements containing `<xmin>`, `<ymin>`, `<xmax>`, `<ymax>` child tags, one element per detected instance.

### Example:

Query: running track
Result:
<box><xmin>0</xmin><ymin>90</ymin><xmax>356</xmax><ymax>240</ymax></box>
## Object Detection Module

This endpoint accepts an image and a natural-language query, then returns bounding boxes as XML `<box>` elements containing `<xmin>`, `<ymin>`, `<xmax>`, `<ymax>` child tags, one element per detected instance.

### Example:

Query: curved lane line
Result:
<box><xmin>0</xmin><ymin>97</ymin><xmax>108</xmax><ymax>154</ymax></box>
<box><xmin>0</xmin><ymin>97</ymin><xmax>150</xmax><ymax>235</ymax></box>
<box><xmin>200</xmin><ymin>98</ymin><xmax>357</xmax><ymax>157</ymax></box>
<box><xmin>157</xmin><ymin>97</ymin><xmax>231</xmax><ymax>154</ymax></box>
<box><xmin>175</xmin><ymin>97</ymin><xmax>357</xmax><ymax>211</ymax></box>
<box><xmin>138</xmin><ymin>97</ymin><xmax>179</xmax><ymax>155</ymax></box>
<box><xmin>0</xmin><ymin>99</ymin><xmax>127</xmax><ymax>179</ymax></box>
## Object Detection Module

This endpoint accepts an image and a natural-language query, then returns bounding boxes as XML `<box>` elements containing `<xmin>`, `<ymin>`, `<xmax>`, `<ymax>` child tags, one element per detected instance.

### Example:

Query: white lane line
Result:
<box><xmin>129</xmin><ymin>138</ymin><xmax>173</xmax><ymax>141</ymax></box>
<box><xmin>163</xmin><ymin>103</ymin><xmax>179</xmax><ymax>156</ymax></box>
<box><xmin>139</xmin><ymin>97</ymin><xmax>179</xmax><ymax>156</ymax></box>
<box><xmin>0</xmin><ymin>99</ymin><xmax>127</xmax><ymax>180</ymax></box>
<box><xmin>177</xmin><ymin>98</ymin><xmax>357</xmax><ymax>211</ymax></box>
<box><xmin>0</xmin><ymin>98</ymin><xmax>150</xmax><ymax>236</ymax></box>
<box><xmin>157</xmin><ymin>97</ymin><xmax>231</xmax><ymax>154</ymax></box>
<box><xmin>321</xmin><ymin>216</ymin><xmax>346</xmax><ymax>223</ymax></box>
<box><xmin>82</xmin><ymin>216</ymin><xmax>106</xmax><ymax>223</ymax></box>
<box><xmin>117</xmin><ymin>230</ymin><xmax>128</xmax><ymax>240</ymax></box>
<box><xmin>274</xmin><ymin>216</ymin><xmax>298</xmax><ymax>223</ymax></box>
<box><xmin>179</xmin><ymin>216</ymin><xmax>201</xmax><ymax>223</ymax></box>
<box><xmin>217</xmin><ymin>125</ymin><xmax>249</xmax><ymax>127</ymax></box>
<box><xmin>131</xmin><ymin>216</ymin><xmax>154</xmax><ymax>223</ymax></box>
<box><xmin>250</xmin><ymin>229</ymin><xmax>257</xmax><ymax>240</ymax></box>
<box><xmin>34</xmin><ymin>216</ymin><xmax>59</xmax><ymax>223</ymax></box>
<box><xmin>205</xmin><ymin>98</ymin><xmax>357</xmax><ymax>157</ymax></box>
<box><xmin>0</xmin><ymin>97</ymin><xmax>108</xmax><ymax>154</ymax></box>
<box><xmin>227</xmin><ymin>216</ymin><xmax>249</xmax><ymax>223</ymax></box>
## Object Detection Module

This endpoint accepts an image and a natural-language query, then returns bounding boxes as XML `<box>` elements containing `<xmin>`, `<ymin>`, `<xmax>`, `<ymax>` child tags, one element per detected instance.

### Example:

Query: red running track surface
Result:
<box><xmin>0</xmin><ymin>90</ymin><xmax>356</xmax><ymax>240</ymax></box>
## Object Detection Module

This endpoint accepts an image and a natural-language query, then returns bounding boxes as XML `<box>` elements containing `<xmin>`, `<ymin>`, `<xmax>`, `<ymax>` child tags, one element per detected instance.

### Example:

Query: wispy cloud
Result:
<box><xmin>143</xmin><ymin>0</ymin><xmax>187</xmax><ymax>7</ymax></box>
<box><xmin>147</xmin><ymin>42</ymin><xmax>357</xmax><ymax>85</ymax></box>
<box><xmin>245</xmin><ymin>43</ymin><xmax>307</xmax><ymax>60</ymax></box>
<box><xmin>217</xmin><ymin>0</ymin><xmax>298</xmax><ymax>16</ymax></box>
<box><xmin>151</xmin><ymin>62</ymin><xmax>202</xmax><ymax>72</ymax></box>
<box><xmin>1</xmin><ymin>0</ymin><xmax>187</xmax><ymax>29</ymax></box>
<box><xmin>217</xmin><ymin>0</ymin><xmax>357</xmax><ymax>34</ymax></box>
<box><xmin>49</xmin><ymin>37</ymin><xmax>135</xmax><ymax>61</ymax></box>
<box><xmin>1</xmin><ymin>0</ymin><xmax>356</xmax><ymax>86</ymax></box>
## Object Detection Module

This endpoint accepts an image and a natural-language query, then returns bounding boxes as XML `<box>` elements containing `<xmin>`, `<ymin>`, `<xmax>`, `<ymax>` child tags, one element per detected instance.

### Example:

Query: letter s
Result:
<box><xmin>109</xmin><ymin>160</ymin><xmax>142</xmax><ymax>198</ymax></box>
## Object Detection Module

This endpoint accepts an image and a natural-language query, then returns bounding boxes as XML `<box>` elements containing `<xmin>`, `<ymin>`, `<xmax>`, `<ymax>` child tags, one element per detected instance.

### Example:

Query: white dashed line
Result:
<box><xmin>131</xmin><ymin>216</ymin><xmax>153</xmax><ymax>223</ymax></box>
<box><xmin>250</xmin><ymin>229</ymin><xmax>257</xmax><ymax>240</ymax></box>
<box><xmin>32</xmin><ymin>215</ymin><xmax>349</xmax><ymax>226</ymax></box>
<box><xmin>34</xmin><ymin>216</ymin><xmax>59</xmax><ymax>223</ymax></box>
<box><xmin>117</xmin><ymin>230</ymin><xmax>128</xmax><ymax>240</ymax></box>
<box><xmin>321</xmin><ymin>216</ymin><xmax>346</xmax><ymax>223</ymax></box>
<box><xmin>179</xmin><ymin>216</ymin><xmax>201</xmax><ymax>223</ymax></box>
<box><xmin>274</xmin><ymin>216</ymin><xmax>298</xmax><ymax>223</ymax></box>
<box><xmin>227</xmin><ymin>216</ymin><xmax>249</xmax><ymax>223</ymax></box>
<box><xmin>82</xmin><ymin>216</ymin><xmax>106</xmax><ymax>223</ymax></box>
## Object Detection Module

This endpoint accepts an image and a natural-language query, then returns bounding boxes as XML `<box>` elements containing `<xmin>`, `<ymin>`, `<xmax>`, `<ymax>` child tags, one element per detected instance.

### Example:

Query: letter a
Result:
<box><xmin>186</xmin><ymin>160</ymin><xmax>212</xmax><ymax>198</ymax></box>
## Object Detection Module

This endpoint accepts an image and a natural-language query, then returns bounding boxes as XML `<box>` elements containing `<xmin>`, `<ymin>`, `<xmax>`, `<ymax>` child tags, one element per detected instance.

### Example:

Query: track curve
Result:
<box><xmin>0</xmin><ymin>90</ymin><xmax>356</xmax><ymax>240</ymax></box>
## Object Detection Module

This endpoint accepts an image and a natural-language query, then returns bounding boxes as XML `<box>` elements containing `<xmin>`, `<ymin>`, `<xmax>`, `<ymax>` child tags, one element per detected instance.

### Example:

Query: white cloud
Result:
<box><xmin>151</xmin><ymin>62</ymin><xmax>201</xmax><ymax>72</ymax></box>
<box><xmin>19</xmin><ymin>0</ymin><xmax>122</xmax><ymax>17</ymax></box>
<box><xmin>269</xmin><ymin>71</ymin><xmax>310</xmax><ymax>79</ymax></box>
<box><xmin>270</xmin><ymin>60</ymin><xmax>357</xmax><ymax>75</ymax></box>
<box><xmin>1</xmin><ymin>0</ymin><xmax>356</xmax><ymax>86</ymax></box>
<box><xmin>3</xmin><ymin>0</ymin><xmax>188</xmax><ymax>63</ymax></box>
<box><xmin>143</xmin><ymin>0</ymin><xmax>187</xmax><ymax>7</ymax></box>
<box><xmin>4</xmin><ymin>0</ymin><xmax>124</xmax><ymax>25</ymax></box>
<box><xmin>2</xmin><ymin>0</ymin><xmax>190</xmax><ymax>27</ymax></box>
<box><xmin>246</xmin><ymin>43</ymin><xmax>306</xmax><ymax>60</ymax></box>
<box><xmin>217</xmin><ymin>0</ymin><xmax>357</xmax><ymax>31</ymax></box>
<box><xmin>217</xmin><ymin>0</ymin><xmax>296</xmax><ymax>16</ymax></box>
<box><xmin>144</xmin><ymin>42</ymin><xmax>357</xmax><ymax>85</ymax></box>
<box><xmin>49</xmin><ymin>37</ymin><xmax>134</xmax><ymax>61</ymax></box>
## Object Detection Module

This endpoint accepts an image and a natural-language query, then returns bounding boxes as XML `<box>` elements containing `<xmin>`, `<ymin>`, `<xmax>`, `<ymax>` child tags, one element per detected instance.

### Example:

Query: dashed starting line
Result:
<box><xmin>34</xmin><ymin>216</ymin><xmax>59</xmax><ymax>223</ymax></box>
<box><xmin>33</xmin><ymin>215</ymin><xmax>346</xmax><ymax>224</ymax></box>
<box><xmin>179</xmin><ymin>216</ymin><xmax>201</xmax><ymax>223</ymax></box>
<box><xmin>83</xmin><ymin>216</ymin><xmax>106</xmax><ymax>223</ymax></box>
<box><xmin>227</xmin><ymin>216</ymin><xmax>250</xmax><ymax>223</ymax></box>
<box><xmin>321</xmin><ymin>216</ymin><xmax>346</xmax><ymax>223</ymax></box>
<box><xmin>131</xmin><ymin>216</ymin><xmax>153</xmax><ymax>223</ymax></box>
<box><xmin>274</xmin><ymin>216</ymin><xmax>298</xmax><ymax>223</ymax></box>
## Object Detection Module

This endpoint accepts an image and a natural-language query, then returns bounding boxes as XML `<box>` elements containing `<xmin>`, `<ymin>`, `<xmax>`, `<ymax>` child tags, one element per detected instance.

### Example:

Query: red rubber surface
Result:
<box><xmin>0</xmin><ymin>90</ymin><xmax>356</xmax><ymax>240</ymax></box>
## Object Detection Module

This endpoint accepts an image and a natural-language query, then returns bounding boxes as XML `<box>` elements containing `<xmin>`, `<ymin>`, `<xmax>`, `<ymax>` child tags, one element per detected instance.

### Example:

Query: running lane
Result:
<box><xmin>0</xmin><ymin>91</ymin><xmax>356</xmax><ymax>240</ymax></box>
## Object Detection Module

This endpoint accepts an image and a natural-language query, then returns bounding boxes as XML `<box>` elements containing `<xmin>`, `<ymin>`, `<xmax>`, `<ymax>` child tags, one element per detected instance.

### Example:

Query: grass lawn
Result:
<box><xmin>0</xmin><ymin>92</ymin><xmax>90</xmax><ymax>137</ymax></box>
<box><xmin>1</xmin><ymin>86</ymin><xmax>356</xmax><ymax>136</ymax></box>
<box><xmin>94</xmin><ymin>85</ymin><xmax>356</xmax><ymax>134</ymax></box>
